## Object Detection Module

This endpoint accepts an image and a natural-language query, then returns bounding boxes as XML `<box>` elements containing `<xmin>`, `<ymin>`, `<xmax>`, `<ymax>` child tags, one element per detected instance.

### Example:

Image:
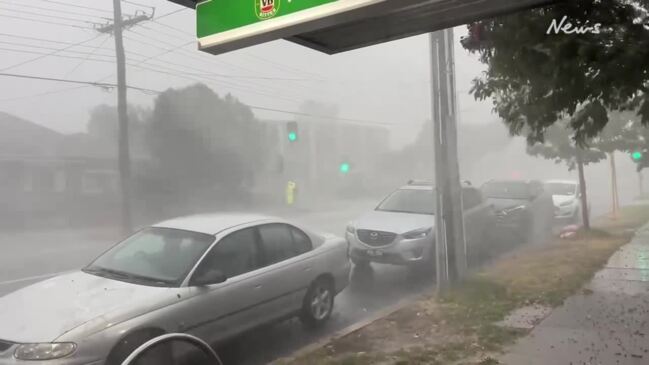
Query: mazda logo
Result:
<box><xmin>370</xmin><ymin>232</ymin><xmax>379</xmax><ymax>240</ymax></box>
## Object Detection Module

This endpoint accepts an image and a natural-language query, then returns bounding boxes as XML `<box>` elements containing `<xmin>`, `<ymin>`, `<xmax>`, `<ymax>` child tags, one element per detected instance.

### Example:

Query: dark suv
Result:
<box><xmin>480</xmin><ymin>179</ymin><xmax>555</xmax><ymax>244</ymax></box>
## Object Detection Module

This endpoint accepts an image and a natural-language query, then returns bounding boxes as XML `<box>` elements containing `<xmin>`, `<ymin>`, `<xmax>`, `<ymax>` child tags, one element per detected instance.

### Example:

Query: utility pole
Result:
<box><xmin>96</xmin><ymin>4</ymin><xmax>152</xmax><ymax>234</ymax></box>
<box><xmin>430</xmin><ymin>29</ymin><xmax>467</xmax><ymax>293</ymax></box>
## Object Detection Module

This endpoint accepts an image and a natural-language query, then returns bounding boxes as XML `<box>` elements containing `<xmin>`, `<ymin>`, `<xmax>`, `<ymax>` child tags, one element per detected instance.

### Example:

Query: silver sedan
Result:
<box><xmin>0</xmin><ymin>213</ymin><xmax>350</xmax><ymax>365</ymax></box>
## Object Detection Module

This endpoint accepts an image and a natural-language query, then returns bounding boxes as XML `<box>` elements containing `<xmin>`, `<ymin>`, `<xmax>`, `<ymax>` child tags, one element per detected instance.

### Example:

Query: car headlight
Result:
<box><xmin>14</xmin><ymin>343</ymin><xmax>76</xmax><ymax>360</ymax></box>
<box><xmin>346</xmin><ymin>225</ymin><xmax>356</xmax><ymax>234</ymax></box>
<box><xmin>403</xmin><ymin>227</ymin><xmax>432</xmax><ymax>239</ymax></box>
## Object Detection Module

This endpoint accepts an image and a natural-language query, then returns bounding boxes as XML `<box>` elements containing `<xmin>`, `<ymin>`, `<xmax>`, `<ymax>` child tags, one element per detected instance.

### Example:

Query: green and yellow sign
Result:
<box><xmin>197</xmin><ymin>0</ymin><xmax>338</xmax><ymax>39</ymax></box>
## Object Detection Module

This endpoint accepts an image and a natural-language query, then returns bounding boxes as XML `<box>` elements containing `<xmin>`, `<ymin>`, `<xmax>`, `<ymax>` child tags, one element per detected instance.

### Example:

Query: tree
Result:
<box><xmin>87</xmin><ymin>104</ymin><xmax>147</xmax><ymax>144</ymax></box>
<box><xmin>462</xmin><ymin>1</ymin><xmax>649</xmax><ymax>145</ymax></box>
<box><xmin>145</xmin><ymin>84</ymin><xmax>266</xmax><ymax>207</ymax></box>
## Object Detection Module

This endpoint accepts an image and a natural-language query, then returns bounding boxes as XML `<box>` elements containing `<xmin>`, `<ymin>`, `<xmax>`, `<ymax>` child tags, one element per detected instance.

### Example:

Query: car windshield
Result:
<box><xmin>482</xmin><ymin>182</ymin><xmax>531</xmax><ymax>200</ymax></box>
<box><xmin>545</xmin><ymin>183</ymin><xmax>577</xmax><ymax>196</ymax></box>
<box><xmin>84</xmin><ymin>227</ymin><xmax>214</xmax><ymax>287</ymax></box>
<box><xmin>376</xmin><ymin>189</ymin><xmax>436</xmax><ymax>215</ymax></box>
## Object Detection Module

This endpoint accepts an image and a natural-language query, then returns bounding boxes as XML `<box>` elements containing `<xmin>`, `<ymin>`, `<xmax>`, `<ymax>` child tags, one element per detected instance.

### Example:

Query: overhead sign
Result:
<box><xmin>196</xmin><ymin>0</ymin><xmax>387</xmax><ymax>54</ymax></box>
<box><xmin>171</xmin><ymin>0</ymin><xmax>560</xmax><ymax>55</ymax></box>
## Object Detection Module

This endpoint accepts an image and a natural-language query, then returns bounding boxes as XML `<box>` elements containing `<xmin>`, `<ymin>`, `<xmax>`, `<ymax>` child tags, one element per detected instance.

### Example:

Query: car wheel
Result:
<box><xmin>300</xmin><ymin>277</ymin><xmax>335</xmax><ymax>329</ymax></box>
<box><xmin>106</xmin><ymin>330</ymin><xmax>172</xmax><ymax>365</ymax></box>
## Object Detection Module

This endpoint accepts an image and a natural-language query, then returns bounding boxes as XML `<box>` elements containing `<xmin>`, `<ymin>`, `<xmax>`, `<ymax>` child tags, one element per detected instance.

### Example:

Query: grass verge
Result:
<box><xmin>280</xmin><ymin>205</ymin><xmax>649</xmax><ymax>365</ymax></box>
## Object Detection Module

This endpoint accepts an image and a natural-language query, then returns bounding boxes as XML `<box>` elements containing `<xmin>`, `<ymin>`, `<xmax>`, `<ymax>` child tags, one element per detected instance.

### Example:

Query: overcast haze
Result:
<box><xmin>0</xmin><ymin>0</ymin><xmax>492</xmax><ymax>149</ymax></box>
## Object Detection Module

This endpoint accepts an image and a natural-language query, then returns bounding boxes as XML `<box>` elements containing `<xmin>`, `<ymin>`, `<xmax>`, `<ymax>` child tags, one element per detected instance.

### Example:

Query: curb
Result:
<box><xmin>272</xmin><ymin>292</ymin><xmax>427</xmax><ymax>364</ymax></box>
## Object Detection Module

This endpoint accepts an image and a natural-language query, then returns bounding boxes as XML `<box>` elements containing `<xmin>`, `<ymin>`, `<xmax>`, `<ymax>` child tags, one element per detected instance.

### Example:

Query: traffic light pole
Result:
<box><xmin>430</xmin><ymin>29</ymin><xmax>467</xmax><ymax>293</ymax></box>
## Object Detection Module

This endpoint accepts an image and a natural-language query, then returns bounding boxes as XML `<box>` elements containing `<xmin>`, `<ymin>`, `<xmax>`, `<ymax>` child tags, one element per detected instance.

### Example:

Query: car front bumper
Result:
<box><xmin>554</xmin><ymin>204</ymin><xmax>578</xmax><ymax>219</ymax></box>
<box><xmin>346</xmin><ymin>231</ymin><xmax>433</xmax><ymax>266</ymax></box>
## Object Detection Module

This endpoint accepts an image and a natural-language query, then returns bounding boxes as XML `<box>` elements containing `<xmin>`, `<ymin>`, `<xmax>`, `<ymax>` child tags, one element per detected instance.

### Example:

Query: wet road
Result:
<box><xmin>0</xmin><ymin>200</ymin><xmax>435</xmax><ymax>365</ymax></box>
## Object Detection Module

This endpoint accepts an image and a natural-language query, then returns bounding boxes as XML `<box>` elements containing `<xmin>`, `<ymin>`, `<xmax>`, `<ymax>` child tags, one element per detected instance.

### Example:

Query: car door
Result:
<box><xmin>184</xmin><ymin>227</ymin><xmax>266</xmax><ymax>343</ymax></box>
<box><xmin>255</xmin><ymin>223</ymin><xmax>314</xmax><ymax>320</ymax></box>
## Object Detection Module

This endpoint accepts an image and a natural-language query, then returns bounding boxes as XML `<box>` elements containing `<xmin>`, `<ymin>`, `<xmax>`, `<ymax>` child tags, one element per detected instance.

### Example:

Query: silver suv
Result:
<box><xmin>346</xmin><ymin>181</ymin><xmax>496</xmax><ymax>269</ymax></box>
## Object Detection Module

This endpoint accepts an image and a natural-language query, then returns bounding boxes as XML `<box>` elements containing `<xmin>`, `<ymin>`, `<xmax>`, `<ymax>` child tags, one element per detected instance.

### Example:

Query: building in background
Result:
<box><xmin>255</xmin><ymin>118</ymin><xmax>391</xmax><ymax>207</ymax></box>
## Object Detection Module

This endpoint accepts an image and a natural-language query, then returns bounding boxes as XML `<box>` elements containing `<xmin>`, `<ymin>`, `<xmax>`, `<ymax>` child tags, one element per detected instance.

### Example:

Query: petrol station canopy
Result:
<box><xmin>168</xmin><ymin>0</ymin><xmax>557</xmax><ymax>55</ymax></box>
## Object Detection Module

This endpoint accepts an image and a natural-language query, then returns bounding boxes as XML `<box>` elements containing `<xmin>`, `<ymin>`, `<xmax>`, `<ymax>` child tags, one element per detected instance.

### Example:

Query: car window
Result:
<box><xmin>481</xmin><ymin>181</ymin><xmax>531</xmax><ymax>200</ymax></box>
<box><xmin>462</xmin><ymin>188</ymin><xmax>483</xmax><ymax>210</ymax></box>
<box><xmin>86</xmin><ymin>228</ymin><xmax>214</xmax><ymax>286</ymax></box>
<box><xmin>193</xmin><ymin>228</ymin><xmax>260</xmax><ymax>280</ymax></box>
<box><xmin>290</xmin><ymin>226</ymin><xmax>312</xmax><ymax>254</ymax></box>
<box><xmin>376</xmin><ymin>188</ymin><xmax>436</xmax><ymax>215</ymax></box>
<box><xmin>259</xmin><ymin>224</ymin><xmax>305</xmax><ymax>265</ymax></box>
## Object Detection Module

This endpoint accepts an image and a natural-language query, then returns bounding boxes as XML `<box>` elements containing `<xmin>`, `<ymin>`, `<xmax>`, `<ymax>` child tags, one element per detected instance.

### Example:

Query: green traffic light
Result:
<box><xmin>632</xmin><ymin>151</ymin><xmax>643</xmax><ymax>161</ymax></box>
<box><xmin>340</xmin><ymin>162</ymin><xmax>350</xmax><ymax>174</ymax></box>
<box><xmin>288</xmin><ymin>132</ymin><xmax>297</xmax><ymax>142</ymax></box>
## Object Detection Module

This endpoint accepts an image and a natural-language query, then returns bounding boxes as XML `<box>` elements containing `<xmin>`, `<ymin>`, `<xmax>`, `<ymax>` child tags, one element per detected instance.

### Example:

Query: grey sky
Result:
<box><xmin>0</xmin><ymin>0</ymin><xmax>493</xmax><ymax>149</ymax></box>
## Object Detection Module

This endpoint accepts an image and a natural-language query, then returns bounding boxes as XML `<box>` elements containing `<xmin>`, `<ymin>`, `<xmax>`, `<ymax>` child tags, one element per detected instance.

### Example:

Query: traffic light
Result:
<box><xmin>339</xmin><ymin>162</ymin><xmax>350</xmax><ymax>174</ymax></box>
<box><xmin>286</xmin><ymin>121</ymin><xmax>298</xmax><ymax>142</ymax></box>
<box><xmin>631</xmin><ymin>149</ymin><xmax>649</xmax><ymax>172</ymax></box>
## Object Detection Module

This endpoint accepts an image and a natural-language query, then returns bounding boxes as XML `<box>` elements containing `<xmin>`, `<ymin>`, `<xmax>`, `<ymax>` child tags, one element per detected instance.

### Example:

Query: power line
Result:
<box><xmin>0</xmin><ymin>39</ymin><xmax>114</xmax><ymax>58</ymax></box>
<box><xmin>0</xmin><ymin>46</ymin><xmax>117</xmax><ymax>64</ymax></box>
<box><xmin>0</xmin><ymin>85</ymin><xmax>87</xmax><ymax>102</ymax></box>
<box><xmin>0</xmin><ymin>34</ymin><xmax>105</xmax><ymax>71</ymax></box>
<box><xmin>0</xmin><ymin>1</ymin><xmax>111</xmax><ymax>20</ymax></box>
<box><xmin>64</xmin><ymin>35</ymin><xmax>113</xmax><ymax>76</ymax></box>
<box><xmin>0</xmin><ymin>72</ymin><xmax>161</xmax><ymax>93</ymax></box>
<box><xmin>155</xmin><ymin>7</ymin><xmax>187</xmax><ymax>20</ymax></box>
<box><xmin>37</xmin><ymin>0</ymin><xmax>113</xmax><ymax>14</ymax></box>
<box><xmin>0</xmin><ymin>13</ymin><xmax>94</xmax><ymax>29</ymax></box>
<box><xmin>0</xmin><ymin>7</ymin><xmax>98</xmax><ymax>24</ymax></box>
<box><xmin>121</xmin><ymin>0</ymin><xmax>154</xmax><ymax>9</ymax></box>
<box><xmin>122</xmin><ymin>30</ymin><xmax>313</xmax><ymax>99</ymax></box>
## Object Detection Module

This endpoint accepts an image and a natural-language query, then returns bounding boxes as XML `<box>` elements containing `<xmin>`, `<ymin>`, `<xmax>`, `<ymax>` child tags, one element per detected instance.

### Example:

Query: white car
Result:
<box><xmin>346</xmin><ymin>181</ymin><xmax>496</xmax><ymax>270</ymax></box>
<box><xmin>543</xmin><ymin>180</ymin><xmax>587</xmax><ymax>223</ymax></box>
<box><xmin>0</xmin><ymin>213</ymin><xmax>350</xmax><ymax>365</ymax></box>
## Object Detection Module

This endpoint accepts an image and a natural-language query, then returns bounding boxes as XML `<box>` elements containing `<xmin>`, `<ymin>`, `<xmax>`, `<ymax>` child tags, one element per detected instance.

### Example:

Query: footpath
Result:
<box><xmin>500</xmin><ymin>222</ymin><xmax>649</xmax><ymax>365</ymax></box>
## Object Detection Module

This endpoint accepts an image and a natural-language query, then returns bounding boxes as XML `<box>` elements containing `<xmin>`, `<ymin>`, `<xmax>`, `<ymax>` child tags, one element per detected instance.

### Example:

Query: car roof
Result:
<box><xmin>400</xmin><ymin>180</ymin><xmax>473</xmax><ymax>190</ymax></box>
<box><xmin>484</xmin><ymin>179</ymin><xmax>539</xmax><ymax>185</ymax></box>
<box><xmin>152</xmin><ymin>213</ymin><xmax>279</xmax><ymax>235</ymax></box>
<box><xmin>544</xmin><ymin>179</ymin><xmax>578</xmax><ymax>185</ymax></box>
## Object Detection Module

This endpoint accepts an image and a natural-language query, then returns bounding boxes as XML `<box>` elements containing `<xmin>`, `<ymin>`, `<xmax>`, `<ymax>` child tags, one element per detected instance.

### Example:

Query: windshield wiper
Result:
<box><xmin>84</xmin><ymin>267</ymin><xmax>173</xmax><ymax>286</ymax></box>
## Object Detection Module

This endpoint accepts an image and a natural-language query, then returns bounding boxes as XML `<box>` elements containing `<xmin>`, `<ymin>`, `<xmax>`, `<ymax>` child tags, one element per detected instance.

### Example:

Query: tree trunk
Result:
<box><xmin>576</xmin><ymin>150</ymin><xmax>590</xmax><ymax>230</ymax></box>
<box><xmin>609</xmin><ymin>153</ymin><xmax>619</xmax><ymax>219</ymax></box>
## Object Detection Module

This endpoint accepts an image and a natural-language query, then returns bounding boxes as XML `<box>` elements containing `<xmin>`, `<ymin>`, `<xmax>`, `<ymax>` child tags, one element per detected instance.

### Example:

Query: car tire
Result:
<box><xmin>300</xmin><ymin>277</ymin><xmax>335</xmax><ymax>329</ymax></box>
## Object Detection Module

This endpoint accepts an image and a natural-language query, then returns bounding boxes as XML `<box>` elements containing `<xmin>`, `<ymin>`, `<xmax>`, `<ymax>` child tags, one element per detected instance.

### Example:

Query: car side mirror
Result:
<box><xmin>191</xmin><ymin>269</ymin><xmax>227</xmax><ymax>287</ymax></box>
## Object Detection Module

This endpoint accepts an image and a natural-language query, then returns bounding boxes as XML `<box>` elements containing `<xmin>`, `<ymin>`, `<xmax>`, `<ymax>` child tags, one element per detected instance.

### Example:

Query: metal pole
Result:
<box><xmin>430</xmin><ymin>32</ymin><xmax>449</xmax><ymax>292</ymax></box>
<box><xmin>430</xmin><ymin>29</ymin><xmax>467</xmax><ymax>292</ymax></box>
<box><xmin>111</xmin><ymin>0</ymin><xmax>132</xmax><ymax>234</ymax></box>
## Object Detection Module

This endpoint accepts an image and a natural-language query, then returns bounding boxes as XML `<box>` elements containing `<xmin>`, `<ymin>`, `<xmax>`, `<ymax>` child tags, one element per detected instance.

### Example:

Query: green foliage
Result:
<box><xmin>145</xmin><ymin>83</ymin><xmax>266</xmax><ymax>194</ymax></box>
<box><xmin>463</xmin><ymin>0</ymin><xmax>649</xmax><ymax>145</ymax></box>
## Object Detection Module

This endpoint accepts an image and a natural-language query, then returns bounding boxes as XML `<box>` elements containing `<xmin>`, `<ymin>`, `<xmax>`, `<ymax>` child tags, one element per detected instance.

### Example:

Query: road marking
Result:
<box><xmin>0</xmin><ymin>271</ymin><xmax>69</xmax><ymax>286</ymax></box>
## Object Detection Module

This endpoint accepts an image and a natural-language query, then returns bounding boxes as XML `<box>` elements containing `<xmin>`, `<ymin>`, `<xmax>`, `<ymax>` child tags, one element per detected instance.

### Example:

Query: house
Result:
<box><xmin>0</xmin><ymin>111</ymin><xmax>146</xmax><ymax>229</ymax></box>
